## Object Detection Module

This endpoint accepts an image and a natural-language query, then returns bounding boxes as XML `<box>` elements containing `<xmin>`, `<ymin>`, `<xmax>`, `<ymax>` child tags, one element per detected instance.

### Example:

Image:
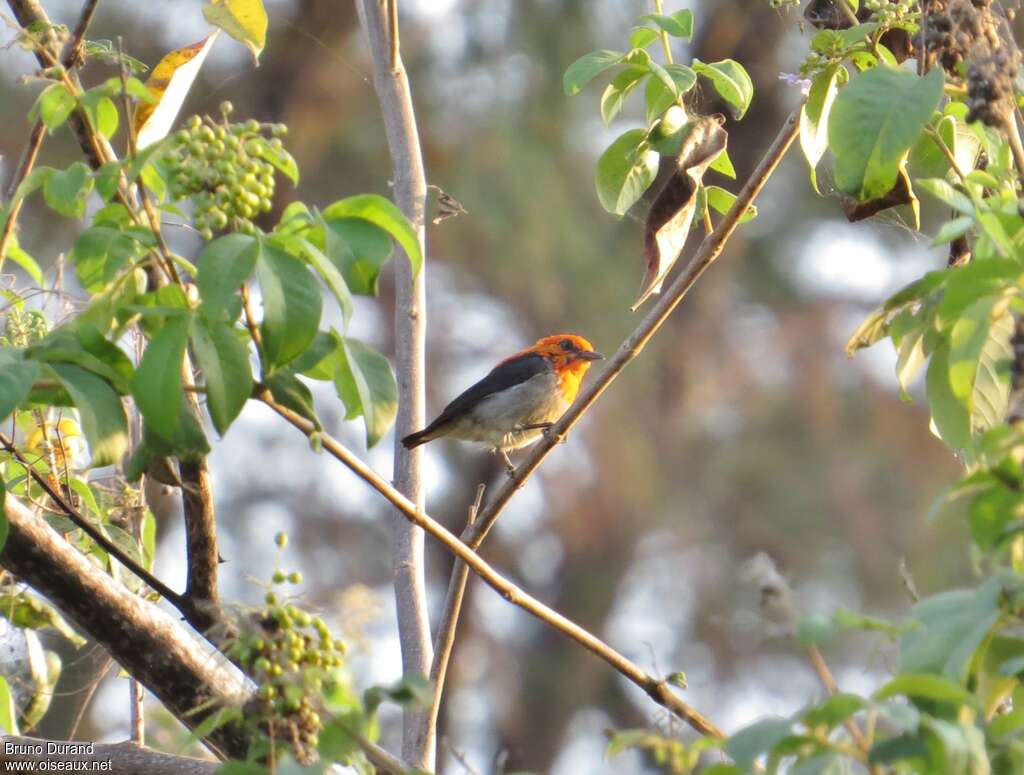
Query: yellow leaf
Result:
<box><xmin>134</xmin><ymin>34</ymin><xmax>219</xmax><ymax>149</ymax></box>
<box><xmin>203</xmin><ymin>0</ymin><xmax>268</xmax><ymax>64</ymax></box>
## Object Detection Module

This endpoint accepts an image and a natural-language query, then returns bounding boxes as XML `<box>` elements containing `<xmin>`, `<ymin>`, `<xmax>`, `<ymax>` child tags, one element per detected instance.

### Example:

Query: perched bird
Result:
<box><xmin>402</xmin><ymin>334</ymin><xmax>603</xmax><ymax>474</ymax></box>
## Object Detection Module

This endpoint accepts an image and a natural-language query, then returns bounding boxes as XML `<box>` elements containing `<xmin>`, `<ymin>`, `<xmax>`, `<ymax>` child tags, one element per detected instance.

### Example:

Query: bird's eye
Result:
<box><xmin>560</xmin><ymin>339</ymin><xmax>575</xmax><ymax>351</ymax></box>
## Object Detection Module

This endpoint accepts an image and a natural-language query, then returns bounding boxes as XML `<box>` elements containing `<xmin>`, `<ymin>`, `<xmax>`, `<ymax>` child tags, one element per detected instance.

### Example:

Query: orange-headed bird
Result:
<box><xmin>402</xmin><ymin>334</ymin><xmax>603</xmax><ymax>473</ymax></box>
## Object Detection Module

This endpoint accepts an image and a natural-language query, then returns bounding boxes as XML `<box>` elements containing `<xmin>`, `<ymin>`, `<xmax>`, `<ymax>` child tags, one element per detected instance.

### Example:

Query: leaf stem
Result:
<box><xmin>653</xmin><ymin>0</ymin><xmax>674</xmax><ymax>64</ymax></box>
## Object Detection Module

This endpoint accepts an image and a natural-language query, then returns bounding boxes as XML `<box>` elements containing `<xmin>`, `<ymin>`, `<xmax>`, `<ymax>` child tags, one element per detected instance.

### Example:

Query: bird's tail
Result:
<box><xmin>401</xmin><ymin>427</ymin><xmax>437</xmax><ymax>449</ymax></box>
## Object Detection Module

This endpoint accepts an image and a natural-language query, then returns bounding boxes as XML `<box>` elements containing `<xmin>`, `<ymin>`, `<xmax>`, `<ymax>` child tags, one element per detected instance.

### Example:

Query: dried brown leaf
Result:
<box><xmin>635</xmin><ymin>116</ymin><xmax>728</xmax><ymax>310</ymax></box>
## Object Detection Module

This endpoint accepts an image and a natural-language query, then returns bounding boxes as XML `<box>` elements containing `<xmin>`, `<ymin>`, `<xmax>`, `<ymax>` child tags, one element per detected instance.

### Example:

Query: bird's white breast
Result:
<box><xmin>447</xmin><ymin>370</ymin><xmax>567</xmax><ymax>450</ymax></box>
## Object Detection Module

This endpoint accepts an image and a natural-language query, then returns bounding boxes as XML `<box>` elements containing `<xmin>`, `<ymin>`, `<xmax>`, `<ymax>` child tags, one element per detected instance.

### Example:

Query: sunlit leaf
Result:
<box><xmin>134</xmin><ymin>35</ymin><xmax>219</xmax><ymax>149</ymax></box>
<box><xmin>828</xmin><ymin>66</ymin><xmax>943</xmax><ymax>200</ymax></box>
<box><xmin>203</xmin><ymin>0</ymin><xmax>268</xmax><ymax>63</ymax></box>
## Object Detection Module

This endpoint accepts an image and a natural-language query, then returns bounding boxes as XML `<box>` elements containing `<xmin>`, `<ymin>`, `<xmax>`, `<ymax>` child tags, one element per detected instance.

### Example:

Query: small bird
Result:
<box><xmin>402</xmin><ymin>334</ymin><xmax>603</xmax><ymax>474</ymax></box>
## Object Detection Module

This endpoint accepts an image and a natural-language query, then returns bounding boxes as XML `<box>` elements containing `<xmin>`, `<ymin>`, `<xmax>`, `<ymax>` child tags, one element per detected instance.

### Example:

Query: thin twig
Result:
<box><xmin>463</xmin><ymin>108</ymin><xmax>802</xmax><ymax>553</ymax></box>
<box><xmin>0</xmin><ymin>432</ymin><xmax>187</xmax><ymax>611</ymax></box>
<box><xmin>1001</xmin><ymin>113</ymin><xmax>1024</xmax><ymax>183</ymax></box>
<box><xmin>426</xmin><ymin>484</ymin><xmax>485</xmax><ymax>737</ymax></box>
<box><xmin>653</xmin><ymin>0</ymin><xmax>674</xmax><ymax>65</ymax></box>
<box><xmin>0</xmin><ymin>122</ymin><xmax>45</xmax><ymax>269</ymax></box>
<box><xmin>806</xmin><ymin>645</ymin><xmax>869</xmax><ymax>750</ymax></box>
<box><xmin>259</xmin><ymin>394</ymin><xmax>726</xmax><ymax>739</ymax></box>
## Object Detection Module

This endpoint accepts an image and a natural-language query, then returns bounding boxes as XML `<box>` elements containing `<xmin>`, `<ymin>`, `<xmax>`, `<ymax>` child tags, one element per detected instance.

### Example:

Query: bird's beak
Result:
<box><xmin>579</xmin><ymin>350</ymin><xmax>604</xmax><ymax>361</ymax></box>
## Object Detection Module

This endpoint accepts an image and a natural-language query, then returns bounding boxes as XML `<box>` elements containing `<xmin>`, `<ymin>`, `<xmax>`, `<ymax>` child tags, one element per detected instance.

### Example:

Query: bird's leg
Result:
<box><xmin>499</xmin><ymin>449</ymin><xmax>516</xmax><ymax>478</ymax></box>
<box><xmin>515</xmin><ymin>421</ymin><xmax>566</xmax><ymax>444</ymax></box>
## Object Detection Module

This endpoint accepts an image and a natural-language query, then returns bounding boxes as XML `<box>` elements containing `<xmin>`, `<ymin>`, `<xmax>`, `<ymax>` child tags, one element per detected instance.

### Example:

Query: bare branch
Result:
<box><xmin>426</xmin><ymin>484</ymin><xmax>484</xmax><ymax>738</ymax></box>
<box><xmin>0</xmin><ymin>737</ymin><xmax>217</xmax><ymax>775</ymax></box>
<box><xmin>260</xmin><ymin>395</ymin><xmax>725</xmax><ymax>738</ymax></box>
<box><xmin>355</xmin><ymin>0</ymin><xmax>433</xmax><ymax>767</ymax></box>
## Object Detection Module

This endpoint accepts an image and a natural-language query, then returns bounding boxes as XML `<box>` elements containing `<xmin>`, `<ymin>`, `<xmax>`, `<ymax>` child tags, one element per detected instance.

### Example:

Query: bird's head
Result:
<box><xmin>531</xmin><ymin>334</ymin><xmax>604</xmax><ymax>375</ymax></box>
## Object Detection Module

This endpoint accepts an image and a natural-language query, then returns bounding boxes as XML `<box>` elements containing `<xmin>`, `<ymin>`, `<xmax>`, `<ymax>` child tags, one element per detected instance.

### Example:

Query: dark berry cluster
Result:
<box><xmin>923</xmin><ymin>0</ymin><xmax>998</xmax><ymax>74</ymax></box>
<box><xmin>967</xmin><ymin>47</ymin><xmax>1022</xmax><ymax>125</ymax></box>
<box><xmin>160</xmin><ymin>103</ymin><xmax>289</xmax><ymax>240</ymax></box>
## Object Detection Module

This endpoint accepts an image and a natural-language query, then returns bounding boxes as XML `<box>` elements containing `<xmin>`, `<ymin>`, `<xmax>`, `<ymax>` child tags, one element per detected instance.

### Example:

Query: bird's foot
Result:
<box><xmin>500</xmin><ymin>449</ymin><xmax>517</xmax><ymax>478</ymax></box>
<box><xmin>542</xmin><ymin>424</ymin><xmax>566</xmax><ymax>444</ymax></box>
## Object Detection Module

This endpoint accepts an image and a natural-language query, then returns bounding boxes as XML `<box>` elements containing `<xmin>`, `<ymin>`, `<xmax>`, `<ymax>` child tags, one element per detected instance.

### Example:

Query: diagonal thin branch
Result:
<box><xmin>425</xmin><ymin>484</ymin><xmax>484</xmax><ymax>738</ymax></box>
<box><xmin>259</xmin><ymin>393</ymin><xmax>725</xmax><ymax>739</ymax></box>
<box><xmin>0</xmin><ymin>432</ymin><xmax>187</xmax><ymax>611</ymax></box>
<box><xmin>463</xmin><ymin>107</ymin><xmax>801</xmax><ymax>553</ymax></box>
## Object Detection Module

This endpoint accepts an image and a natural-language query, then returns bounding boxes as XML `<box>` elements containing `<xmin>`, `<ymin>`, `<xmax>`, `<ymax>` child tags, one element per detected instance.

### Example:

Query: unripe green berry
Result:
<box><xmin>272</xmin><ymin>570</ymin><xmax>287</xmax><ymax>584</ymax></box>
<box><xmin>287</xmin><ymin>571</ymin><xmax>303</xmax><ymax>585</ymax></box>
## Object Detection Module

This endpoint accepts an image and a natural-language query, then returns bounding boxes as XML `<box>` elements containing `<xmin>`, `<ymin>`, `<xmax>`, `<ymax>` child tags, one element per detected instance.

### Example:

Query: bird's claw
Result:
<box><xmin>542</xmin><ymin>424</ymin><xmax>567</xmax><ymax>444</ymax></box>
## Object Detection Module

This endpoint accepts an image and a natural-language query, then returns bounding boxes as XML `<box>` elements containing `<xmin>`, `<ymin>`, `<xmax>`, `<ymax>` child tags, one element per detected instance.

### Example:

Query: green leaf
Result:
<box><xmin>725</xmin><ymin>717</ymin><xmax>792</xmax><ymax>770</ymax></box>
<box><xmin>132</xmin><ymin>316</ymin><xmax>190</xmax><ymax>441</ymax></box>
<box><xmin>899</xmin><ymin>579</ymin><xmax>1002</xmax><ymax>680</ymax></box>
<box><xmin>70</xmin><ymin>225</ymin><xmax>153</xmax><ymax>292</ymax></box>
<box><xmin>0</xmin><ymin>479</ymin><xmax>7</xmax><ymax>554</ymax></box>
<box><xmin>948</xmin><ymin>296</ymin><xmax>997</xmax><ymax>407</ymax></box>
<box><xmin>638</xmin><ymin>10</ymin><xmax>694</xmax><ymax>38</ymax></box>
<box><xmin>322</xmin><ymin>194</ymin><xmax>422</xmax><ymax>277</ymax></box>
<box><xmin>704</xmin><ymin>185</ymin><xmax>757</xmax><ymax>222</ymax></box>
<box><xmin>0</xmin><ymin>590</ymin><xmax>85</xmax><ymax>645</ymax></box>
<box><xmin>628</xmin><ymin>27</ymin><xmax>659</xmax><ymax>50</ymax></box>
<box><xmin>0</xmin><ymin>677</ymin><xmax>18</xmax><ymax>735</ymax></box>
<box><xmin>190</xmin><ymin>319</ymin><xmax>252</xmax><ymax>435</ymax></box>
<box><xmin>334</xmin><ymin>337</ymin><xmax>398</xmax><ymax>447</ymax></box>
<box><xmin>971</xmin><ymin>311</ymin><xmax>1013</xmax><ymax>435</ymax></box>
<box><xmin>800</xmin><ymin>65</ymin><xmax>842</xmax><ymax>192</ymax></box>
<box><xmin>969</xmin><ymin>483</ymin><xmax>1024</xmax><ymax>551</ymax></box>
<box><xmin>692</xmin><ymin>59</ymin><xmax>754</xmax><ymax>119</ymax></box>
<box><xmin>828</xmin><ymin>66</ymin><xmax>944</xmax><ymax>200</ymax></box>
<box><xmin>601</xmin><ymin>65</ymin><xmax>647</xmax><ymax>125</ymax></box>
<box><xmin>202</xmin><ymin>0</ymin><xmax>267</xmax><ymax>62</ymax></box>
<box><xmin>563</xmin><ymin>49</ymin><xmax>623</xmax><ymax>96</ymax></box>
<box><xmin>321</xmin><ymin>217</ymin><xmax>394</xmax><ymax>297</ymax></box>
<box><xmin>246</xmin><ymin>135</ymin><xmax>298</xmax><ymax>185</ymax></box>
<box><xmin>875</xmin><ymin>673</ymin><xmax>981</xmax><ymax>709</ymax></box>
<box><xmin>595</xmin><ymin>129</ymin><xmax>659</xmax><ymax>215</ymax></box>
<box><xmin>927</xmin><ymin>339</ymin><xmax>971</xmax><ymax>450</ymax></box>
<box><xmin>917</xmin><ymin>178</ymin><xmax>975</xmax><ymax>215</ymax></box>
<box><xmin>30</xmin><ymin>83</ymin><xmax>76</xmax><ymax>132</ymax></box>
<box><xmin>264</xmin><ymin>370</ymin><xmax>320</xmax><ymax>430</ymax></box>
<box><xmin>932</xmin><ymin>216</ymin><xmax>974</xmax><ymax>246</ymax></box>
<box><xmin>0</xmin><ymin>352</ymin><xmax>39</xmax><ymax>422</ymax></box>
<box><xmin>643</xmin><ymin>63</ymin><xmax>697</xmax><ymax>124</ymax></box>
<box><xmin>803</xmin><ymin>693</ymin><xmax>867</xmax><ymax>729</ymax></box>
<box><xmin>43</xmin><ymin>162</ymin><xmax>94</xmax><ymax>218</ymax></box>
<box><xmin>256</xmin><ymin>242</ymin><xmax>322</xmax><ymax>368</ymax></box>
<box><xmin>81</xmin><ymin>89</ymin><xmax>119</xmax><ymax>139</ymax></box>
<box><xmin>709</xmin><ymin>149</ymin><xmax>736</xmax><ymax>179</ymax></box>
<box><xmin>50</xmin><ymin>363</ymin><xmax>129</xmax><ymax>467</ymax></box>
<box><xmin>4</xmin><ymin>234</ymin><xmax>43</xmax><ymax>286</ymax></box>
<box><xmin>295</xmin><ymin>232</ymin><xmax>353</xmax><ymax>327</ymax></box>
<box><xmin>196</xmin><ymin>233</ymin><xmax>260</xmax><ymax>321</ymax></box>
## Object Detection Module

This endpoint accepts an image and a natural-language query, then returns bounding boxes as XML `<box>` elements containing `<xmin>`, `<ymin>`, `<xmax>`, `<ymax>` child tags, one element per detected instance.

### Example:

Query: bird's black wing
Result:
<box><xmin>426</xmin><ymin>352</ymin><xmax>551</xmax><ymax>430</ymax></box>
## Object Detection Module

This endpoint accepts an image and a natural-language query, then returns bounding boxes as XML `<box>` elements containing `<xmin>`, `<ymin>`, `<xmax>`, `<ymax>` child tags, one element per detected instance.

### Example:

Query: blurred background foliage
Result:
<box><xmin>0</xmin><ymin>0</ymin><xmax>975</xmax><ymax>772</ymax></box>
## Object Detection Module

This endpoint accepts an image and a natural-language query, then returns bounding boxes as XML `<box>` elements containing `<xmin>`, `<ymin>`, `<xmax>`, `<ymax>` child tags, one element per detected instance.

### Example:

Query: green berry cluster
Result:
<box><xmin>1</xmin><ymin>308</ymin><xmax>49</xmax><ymax>347</ymax></box>
<box><xmin>160</xmin><ymin>102</ymin><xmax>288</xmax><ymax>241</ymax></box>
<box><xmin>863</xmin><ymin>0</ymin><xmax>916</xmax><ymax>26</ymax></box>
<box><xmin>228</xmin><ymin>546</ymin><xmax>345</xmax><ymax>763</ymax></box>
